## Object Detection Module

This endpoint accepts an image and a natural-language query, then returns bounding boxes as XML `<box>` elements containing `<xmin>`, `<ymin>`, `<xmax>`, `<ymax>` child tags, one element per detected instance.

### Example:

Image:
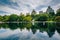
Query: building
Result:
<box><xmin>46</xmin><ymin>6</ymin><xmax>54</xmax><ymax>14</ymax></box>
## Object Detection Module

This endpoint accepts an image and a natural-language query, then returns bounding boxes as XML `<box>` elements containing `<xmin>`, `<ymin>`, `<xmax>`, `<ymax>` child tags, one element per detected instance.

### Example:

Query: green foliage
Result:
<box><xmin>0</xmin><ymin>22</ymin><xmax>59</xmax><ymax>37</ymax></box>
<box><xmin>0</xmin><ymin>15</ymin><xmax>3</xmax><ymax>21</ymax></box>
<box><xmin>8</xmin><ymin>14</ymin><xmax>18</xmax><ymax>21</ymax></box>
<box><xmin>19</xmin><ymin>13</ymin><xmax>25</xmax><ymax>21</ymax></box>
<box><xmin>3</xmin><ymin>15</ymin><xmax>9</xmax><ymax>22</ymax></box>
<box><xmin>19</xmin><ymin>13</ymin><xmax>32</xmax><ymax>22</ymax></box>
<box><xmin>24</xmin><ymin>16</ymin><xmax>32</xmax><ymax>22</ymax></box>
<box><xmin>56</xmin><ymin>8</ymin><xmax>60</xmax><ymax>16</ymax></box>
<box><xmin>0</xmin><ymin>7</ymin><xmax>59</xmax><ymax>22</ymax></box>
<box><xmin>35</xmin><ymin>14</ymin><xmax>49</xmax><ymax>21</ymax></box>
<box><xmin>55</xmin><ymin>16</ymin><xmax>60</xmax><ymax>22</ymax></box>
<box><xmin>55</xmin><ymin>16</ymin><xmax>60</xmax><ymax>28</ymax></box>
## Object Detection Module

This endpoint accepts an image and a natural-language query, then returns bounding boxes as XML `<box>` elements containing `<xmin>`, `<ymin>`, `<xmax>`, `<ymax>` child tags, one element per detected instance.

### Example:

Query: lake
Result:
<box><xmin>0</xmin><ymin>22</ymin><xmax>60</xmax><ymax>40</ymax></box>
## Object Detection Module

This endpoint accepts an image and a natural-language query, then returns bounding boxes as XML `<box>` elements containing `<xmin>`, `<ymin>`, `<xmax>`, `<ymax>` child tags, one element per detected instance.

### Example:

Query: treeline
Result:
<box><xmin>0</xmin><ymin>6</ymin><xmax>60</xmax><ymax>22</ymax></box>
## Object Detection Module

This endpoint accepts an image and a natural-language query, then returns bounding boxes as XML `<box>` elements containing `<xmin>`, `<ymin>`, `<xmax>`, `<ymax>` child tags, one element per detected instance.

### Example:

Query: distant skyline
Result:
<box><xmin>0</xmin><ymin>0</ymin><xmax>60</xmax><ymax>15</ymax></box>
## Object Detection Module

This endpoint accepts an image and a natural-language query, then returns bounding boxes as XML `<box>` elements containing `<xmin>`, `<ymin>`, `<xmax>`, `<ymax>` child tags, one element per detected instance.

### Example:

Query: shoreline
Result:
<box><xmin>0</xmin><ymin>21</ymin><xmax>60</xmax><ymax>23</ymax></box>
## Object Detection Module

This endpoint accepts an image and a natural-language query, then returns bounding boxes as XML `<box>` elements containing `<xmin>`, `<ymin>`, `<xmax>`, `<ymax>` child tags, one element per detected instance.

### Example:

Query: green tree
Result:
<box><xmin>35</xmin><ymin>14</ymin><xmax>48</xmax><ymax>21</ymax></box>
<box><xmin>3</xmin><ymin>15</ymin><xmax>9</xmax><ymax>22</ymax></box>
<box><xmin>55</xmin><ymin>16</ymin><xmax>60</xmax><ymax>27</ymax></box>
<box><xmin>24</xmin><ymin>16</ymin><xmax>32</xmax><ymax>22</ymax></box>
<box><xmin>19</xmin><ymin>13</ymin><xmax>25</xmax><ymax>21</ymax></box>
<box><xmin>8</xmin><ymin>14</ymin><xmax>18</xmax><ymax>21</ymax></box>
<box><xmin>0</xmin><ymin>15</ymin><xmax>3</xmax><ymax>21</ymax></box>
<box><xmin>55</xmin><ymin>16</ymin><xmax>60</xmax><ymax>22</ymax></box>
<box><xmin>56</xmin><ymin>8</ymin><xmax>60</xmax><ymax>16</ymax></box>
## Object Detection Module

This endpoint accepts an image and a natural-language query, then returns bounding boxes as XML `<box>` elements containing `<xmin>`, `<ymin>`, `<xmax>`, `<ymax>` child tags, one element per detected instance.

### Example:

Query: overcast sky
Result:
<box><xmin>0</xmin><ymin>0</ymin><xmax>60</xmax><ymax>15</ymax></box>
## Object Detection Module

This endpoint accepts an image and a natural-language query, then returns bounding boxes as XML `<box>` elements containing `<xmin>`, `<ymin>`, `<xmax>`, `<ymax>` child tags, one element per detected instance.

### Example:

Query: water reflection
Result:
<box><xmin>0</xmin><ymin>22</ymin><xmax>60</xmax><ymax>40</ymax></box>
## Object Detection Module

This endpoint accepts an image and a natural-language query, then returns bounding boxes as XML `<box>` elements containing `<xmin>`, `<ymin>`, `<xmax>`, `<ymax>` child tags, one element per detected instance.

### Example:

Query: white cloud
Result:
<box><xmin>0</xmin><ymin>28</ymin><xmax>20</xmax><ymax>38</ymax></box>
<box><xmin>15</xmin><ymin>0</ymin><xmax>52</xmax><ymax>9</ymax></box>
<box><xmin>0</xmin><ymin>0</ymin><xmax>60</xmax><ymax>15</ymax></box>
<box><xmin>52</xmin><ymin>4</ymin><xmax>60</xmax><ymax>11</ymax></box>
<box><xmin>40</xmin><ymin>7</ymin><xmax>47</xmax><ymax>12</ymax></box>
<box><xmin>40</xmin><ymin>4</ymin><xmax>60</xmax><ymax>13</ymax></box>
<box><xmin>0</xmin><ymin>5</ymin><xmax>21</xmax><ymax>15</ymax></box>
<box><xmin>10</xmin><ymin>0</ymin><xmax>52</xmax><ymax>12</ymax></box>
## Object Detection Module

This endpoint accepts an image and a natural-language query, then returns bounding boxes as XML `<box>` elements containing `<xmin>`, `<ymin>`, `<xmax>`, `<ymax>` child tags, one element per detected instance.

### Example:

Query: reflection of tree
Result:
<box><xmin>47</xmin><ymin>22</ymin><xmax>55</xmax><ymax>37</ymax></box>
<box><xmin>0</xmin><ymin>23</ymin><xmax>9</xmax><ymax>28</ymax></box>
<box><xmin>8</xmin><ymin>23</ymin><xmax>18</xmax><ymax>30</ymax></box>
<box><xmin>47</xmin><ymin>31</ymin><xmax>55</xmax><ymax>37</ymax></box>
<box><xmin>1</xmin><ymin>23</ymin><xmax>9</xmax><ymax>29</ymax></box>
<box><xmin>0</xmin><ymin>23</ymin><xmax>3</xmax><ymax>28</ymax></box>
<box><xmin>19</xmin><ymin>23</ymin><xmax>32</xmax><ymax>29</ymax></box>
<box><xmin>31</xmin><ymin>25</ymin><xmax>37</xmax><ymax>34</ymax></box>
<box><xmin>39</xmin><ymin>28</ymin><xmax>47</xmax><ymax>33</ymax></box>
<box><xmin>24</xmin><ymin>23</ymin><xmax>32</xmax><ymax>29</ymax></box>
<box><xmin>34</xmin><ymin>22</ymin><xmax>56</xmax><ymax>37</ymax></box>
<box><xmin>31</xmin><ymin>28</ymin><xmax>36</xmax><ymax>34</ymax></box>
<box><xmin>19</xmin><ymin>23</ymin><xmax>25</xmax><ymax>30</ymax></box>
<box><xmin>0</xmin><ymin>22</ymin><xmax>57</xmax><ymax>37</ymax></box>
<box><xmin>56</xmin><ymin>28</ymin><xmax>60</xmax><ymax>34</ymax></box>
<box><xmin>34</xmin><ymin>23</ymin><xmax>48</xmax><ymax>33</ymax></box>
<box><xmin>55</xmin><ymin>22</ymin><xmax>60</xmax><ymax>28</ymax></box>
<box><xmin>35</xmin><ymin>22</ymin><xmax>47</xmax><ymax>28</ymax></box>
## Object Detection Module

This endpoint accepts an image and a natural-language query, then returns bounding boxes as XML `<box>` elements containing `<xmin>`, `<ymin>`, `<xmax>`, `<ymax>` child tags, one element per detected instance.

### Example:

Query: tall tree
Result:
<box><xmin>8</xmin><ymin>14</ymin><xmax>18</xmax><ymax>21</ymax></box>
<box><xmin>56</xmin><ymin>8</ymin><xmax>60</xmax><ymax>16</ymax></box>
<box><xmin>19</xmin><ymin>13</ymin><xmax>25</xmax><ymax>21</ymax></box>
<box><xmin>35</xmin><ymin>14</ymin><xmax>48</xmax><ymax>21</ymax></box>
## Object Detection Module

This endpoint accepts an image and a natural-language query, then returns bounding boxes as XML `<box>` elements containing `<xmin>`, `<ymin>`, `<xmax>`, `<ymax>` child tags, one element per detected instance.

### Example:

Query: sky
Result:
<box><xmin>0</xmin><ymin>0</ymin><xmax>60</xmax><ymax>15</ymax></box>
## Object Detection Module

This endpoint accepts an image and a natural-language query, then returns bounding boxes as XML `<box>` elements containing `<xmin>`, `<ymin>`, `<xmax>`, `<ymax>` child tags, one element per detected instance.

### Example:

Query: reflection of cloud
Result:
<box><xmin>0</xmin><ymin>28</ymin><xmax>7</xmax><ymax>33</ymax></box>
<box><xmin>0</xmin><ymin>28</ymin><xmax>60</xmax><ymax>40</ymax></box>
<box><xmin>0</xmin><ymin>28</ymin><xmax>20</xmax><ymax>38</ymax></box>
<box><xmin>52</xmin><ymin>31</ymin><xmax>60</xmax><ymax>40</ymax></box>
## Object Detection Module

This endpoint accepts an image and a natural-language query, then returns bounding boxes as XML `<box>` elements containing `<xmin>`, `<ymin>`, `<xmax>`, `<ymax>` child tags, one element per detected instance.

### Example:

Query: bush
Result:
<box><xmin>55</xmin><ymin>16</ymin><xmax>60</xmax><ymax>22</ymax></box>
<box><xmin>35</xmin><ymin>14</ymin><xmax>48</xmax><ymax>21</ymax></box>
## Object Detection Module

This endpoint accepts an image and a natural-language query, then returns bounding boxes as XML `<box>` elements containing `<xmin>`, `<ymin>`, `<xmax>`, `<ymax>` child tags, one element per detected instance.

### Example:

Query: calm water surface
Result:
<box><xmin>0</xmin><ymin>23</ymin><xmax>60</xmax><ymax>40</ymax></box>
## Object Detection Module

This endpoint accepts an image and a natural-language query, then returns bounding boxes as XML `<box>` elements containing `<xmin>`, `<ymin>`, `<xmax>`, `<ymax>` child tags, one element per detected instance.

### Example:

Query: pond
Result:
<box><xmin>0</xmin><ymin>22</ymin><xmax>60</xmax><ymax>40</ymax></box>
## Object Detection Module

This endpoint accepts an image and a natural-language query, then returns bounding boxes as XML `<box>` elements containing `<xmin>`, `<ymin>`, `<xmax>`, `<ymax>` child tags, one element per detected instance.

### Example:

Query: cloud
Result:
<box><xmin>49</xmin><ymin>0</ymin><xmax>60</xmax><ymax>6</ymax></box>
<box><xmin>52</xmin><ymin>4</ymin><xmax>60</xmax><ymax>13</ymax></box>
<box><xmin>0</xmin><ymin>5</ymin><xmax>20</xmax><ymax>15</ymax></box>
<box><xmin>0</xmin><ymin>0</ymin><xmax>60</xmax><ymax>15</ymax></box>
<box><xmin>0</xmin><ymin>11</ymin><xmax>8</xmax><ymax>15</ymax></box>
<box><xmin>13</xmin><ymin>0</ymin><xmax>52</xmax><ymax>9</ymax></box>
